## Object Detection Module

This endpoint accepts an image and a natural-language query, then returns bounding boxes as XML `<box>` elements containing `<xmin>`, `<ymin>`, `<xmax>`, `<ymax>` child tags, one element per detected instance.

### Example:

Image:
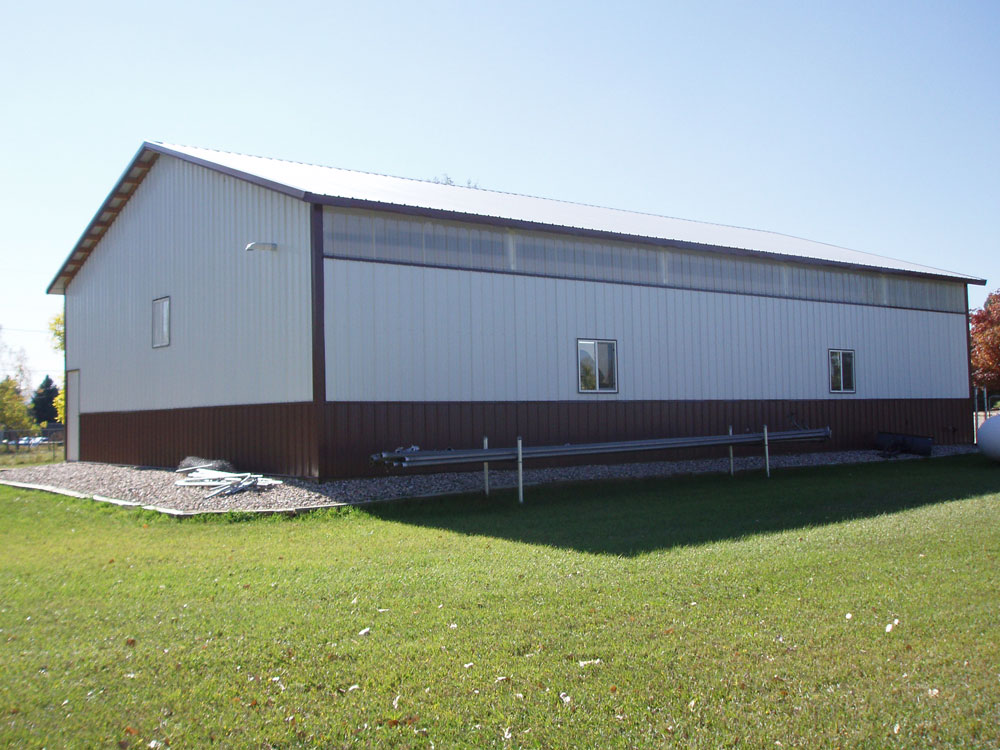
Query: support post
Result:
<box><xmin>483</xmin><ymin>436</ymin><xmax>490</xmax><ymax>495</ymax></box>
<box><xmin>974</xmin><ymin>387</ymin><xmax>979</xmax><ymax>443</ymax></box>
<box><xmin>728</xmin><ymin>425</ymin><xmax>734</xmax><ymax>477</ymax></box>
<box><xmin>517</xmin><ymin>436</ymin><xmax>524</xmax><ymax>505</ymax></box>
<box><xmin>763</xmin><ymin>424</ymin><xmax>770</xmax><ymax>478</ymax></box>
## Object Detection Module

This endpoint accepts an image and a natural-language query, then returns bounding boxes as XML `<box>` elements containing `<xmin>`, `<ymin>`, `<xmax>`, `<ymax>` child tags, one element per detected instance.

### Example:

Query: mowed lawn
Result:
<box><xmin>1</xmin><ymin>457</ymin><xmax>999</xmax><ymax>748</ymax></box>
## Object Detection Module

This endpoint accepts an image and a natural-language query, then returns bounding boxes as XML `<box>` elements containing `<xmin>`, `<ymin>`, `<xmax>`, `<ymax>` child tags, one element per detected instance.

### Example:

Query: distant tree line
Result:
<box><xmin>971</xmin><ymin>289</ymin><xmax>1000</xmax><ymax>409</ymax></box>
<box><xmin>0</xmin><ymin>319</ymin><xmax>63</xmax><ymax>431</ymax></box>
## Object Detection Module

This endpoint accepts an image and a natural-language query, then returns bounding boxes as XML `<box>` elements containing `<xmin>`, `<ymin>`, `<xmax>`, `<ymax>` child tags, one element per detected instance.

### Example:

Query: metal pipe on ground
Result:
<box><xmin>373</xmin><ymin>427</ymin><xmax>831</xmax><ymax>468</ymax></box>
<box><xmin>371</xmin><ymin>426</ymin><xmax>832</xmax><ymax>500</ymax></box>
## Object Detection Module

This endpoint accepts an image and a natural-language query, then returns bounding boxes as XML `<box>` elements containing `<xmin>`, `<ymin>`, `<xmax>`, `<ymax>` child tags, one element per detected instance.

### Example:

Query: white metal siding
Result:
<box><xmin>325</xmin><ymin>259</ymin><xmax>968</xmax><ymax>402</ymax></box>
<box><xmin>66</xmin><ymin>156</ymin><xmax>313</xmax><ymax>412</ymax></box>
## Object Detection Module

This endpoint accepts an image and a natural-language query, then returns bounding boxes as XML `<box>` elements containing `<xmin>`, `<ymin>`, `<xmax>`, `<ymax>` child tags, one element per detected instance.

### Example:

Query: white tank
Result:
<box><xmin>979</xmin><ymin>415</ymin><xmax>1000</xmax><ymax>462</ymax></box>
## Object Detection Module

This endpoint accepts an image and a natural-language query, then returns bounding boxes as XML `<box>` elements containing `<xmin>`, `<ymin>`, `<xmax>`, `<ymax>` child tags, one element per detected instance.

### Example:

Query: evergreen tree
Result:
<box><xmin>30</xmin><ymin>375</ymin><xmax>60</xmax><ymax>425</ymax></box>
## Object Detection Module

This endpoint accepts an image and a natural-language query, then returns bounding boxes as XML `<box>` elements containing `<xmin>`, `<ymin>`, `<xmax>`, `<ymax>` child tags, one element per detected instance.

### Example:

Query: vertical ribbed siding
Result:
<box><xmin>75</xmin><ymin>396</ymin><xmax>973</xmax><ymax>479</ymax></box>
<box><xmin>325</xmin><ymin>259</ymin><xmax>969</xmax><ymax>403</ymax></box>
<box><xmin>80</xmin><ymin>403</ymin><xmax>318</xmax><ymax>477</ymax></box>
<box><xmin>321</xmin><ymin>398</ymin><xmax>972</xmax><ymax>477</ymax></box>
<box><xmin>65</xmin><ymin>156</ymin><xmax>313</xmax><ymax>412</ymax></box>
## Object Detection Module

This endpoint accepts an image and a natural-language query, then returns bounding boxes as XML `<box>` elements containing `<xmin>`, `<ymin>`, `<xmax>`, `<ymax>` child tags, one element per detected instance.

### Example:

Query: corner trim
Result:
<box><xmin>310</xmin><ymin>204</ymin><xmax>327</xmax><ymax>478</ymax></box>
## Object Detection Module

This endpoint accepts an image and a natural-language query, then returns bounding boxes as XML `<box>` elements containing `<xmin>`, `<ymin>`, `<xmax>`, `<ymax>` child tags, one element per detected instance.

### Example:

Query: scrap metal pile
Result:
<box><xmin>174</xmin><ymin>465</ymin><xmax>283</xmax><ymax>499</ymax></box>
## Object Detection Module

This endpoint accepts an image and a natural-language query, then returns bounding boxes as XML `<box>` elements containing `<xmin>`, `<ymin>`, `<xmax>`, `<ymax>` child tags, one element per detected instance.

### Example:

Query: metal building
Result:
<box><xmin>48</xmin><ymin>142</ymin><xmax>985</xmax><ymax>478</ymax></box>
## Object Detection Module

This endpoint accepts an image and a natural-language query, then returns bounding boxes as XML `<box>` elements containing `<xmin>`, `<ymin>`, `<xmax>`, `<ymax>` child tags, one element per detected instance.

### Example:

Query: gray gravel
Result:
<box><xmin>0</xmin><ymin>444</ymin><xmax>979</xmax><ymax>515</ymax></box>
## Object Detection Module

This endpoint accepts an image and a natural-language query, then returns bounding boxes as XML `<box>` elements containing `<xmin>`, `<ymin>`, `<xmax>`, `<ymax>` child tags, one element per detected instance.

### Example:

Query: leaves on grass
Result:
<box><xmin>126</xmin><ymin>638</ymin><xmax>136</xmax><ymax>647</ymax></box>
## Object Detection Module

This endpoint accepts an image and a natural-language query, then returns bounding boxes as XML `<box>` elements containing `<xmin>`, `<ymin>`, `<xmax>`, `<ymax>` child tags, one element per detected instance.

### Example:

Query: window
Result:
<box><xmin>152</xmin><ymin>297</ymin><xmax>170</xmax><ymax>348</ymax></box>
<box><xmin>829</xmin><ymin>349</ymin><xmax>855</xmax><ymax>393</ymax></box>
<box><xmin>578</xmin><ymin>339</ymin><xmax>617</xmax><ymax>393</ymax></box>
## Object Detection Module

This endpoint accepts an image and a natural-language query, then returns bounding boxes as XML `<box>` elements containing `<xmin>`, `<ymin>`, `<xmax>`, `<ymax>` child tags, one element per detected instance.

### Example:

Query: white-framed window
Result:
<box><xmin>578</xmin><ymin>339</ymin><xmax>618</xmax><ymax>393</ymax></box>
<box><xmin>152</xmin><ymin>297</ymin><xmax>170</xmax><ymax>348</ymax></box>
<box><xmin>829</xmin><ymin>349</ymin><xmax>855</xmax><ymax>393</ymax></box>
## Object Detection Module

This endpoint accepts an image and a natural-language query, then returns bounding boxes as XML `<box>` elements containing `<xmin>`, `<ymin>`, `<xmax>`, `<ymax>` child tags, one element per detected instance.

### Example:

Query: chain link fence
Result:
<box><xmin>1</xmin><ymin>426</ymin><xmax>66</xmax><ymax>463</ymax></box>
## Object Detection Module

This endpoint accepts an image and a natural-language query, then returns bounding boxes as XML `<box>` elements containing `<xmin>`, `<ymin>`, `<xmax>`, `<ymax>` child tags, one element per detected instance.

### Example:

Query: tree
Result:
<box><xmin>971</xmin><ymin>290</ymin><xmax>1000</xmax><ymax>394</ymax></box>
<box><xmin>47</xmin><ymin>313</ymin><xmax>66</xmax><ymax>424</ymax></box>
<box><xmin>54</xmin><ymin>390</ymin><xmax>65</xmax><ymax>425</ymax></box>
<box><xmin>0</xmin><ymin>325</ymin><xmax>30</xmax><ymax>393</ymax></box>
<box><xmin>30</xmin><ymin>375</ymin><xmax>60</xmax><ymax>425</ymax></box>
<box><xmin>0</xmin><ymin>377</ymin><xmax>32</xmax><ymax>430</ymax></box>
<box><xmin>49</xmin><ymin>312</ymin><xmax>65</xmax><ymax>352</ymax></box>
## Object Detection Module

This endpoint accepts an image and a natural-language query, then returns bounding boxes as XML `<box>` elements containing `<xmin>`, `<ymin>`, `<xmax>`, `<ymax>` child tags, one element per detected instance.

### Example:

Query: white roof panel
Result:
<box><xmin>152</xmin><ymin>142</ymin><xmax>981</xmax><ymax>283</ymax></box>
<box><xmin>48</xmin><ymin>140</ymin><xmax>985</xmax><ymax>295</ymax></box>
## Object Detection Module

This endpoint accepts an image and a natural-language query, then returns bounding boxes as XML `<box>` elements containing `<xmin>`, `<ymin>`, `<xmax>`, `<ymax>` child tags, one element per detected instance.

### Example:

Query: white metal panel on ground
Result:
<box><xmin>324</xmin><ymin>259</ymin><xmax>969</xmax><ymax>403</ymax></box>
<box><xmin>66</xmin><ymin>156</ymin><xmax>313</xmax><ymax>412</ymax></box>
<box><xmin>152</xmin><ymin>142</ymin><xmax>979</xmax><ymax>283</ymax></box>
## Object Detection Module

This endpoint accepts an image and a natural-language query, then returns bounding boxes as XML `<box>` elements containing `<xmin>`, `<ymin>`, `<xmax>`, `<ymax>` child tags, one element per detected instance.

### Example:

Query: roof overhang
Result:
<box><xmin>48</xmin><ymin>145</ymin><xmax>160</xmax><ymax>295</ymax></box>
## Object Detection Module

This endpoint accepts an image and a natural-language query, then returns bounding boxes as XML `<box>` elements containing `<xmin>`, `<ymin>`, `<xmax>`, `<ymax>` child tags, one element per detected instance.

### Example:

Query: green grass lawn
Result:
<box><xmin>1</xmin><ymin>456</ymin><xmax>999</xmax><ymax>748</ymax></box>
<box><xmin>0</xmin><ymin>444</ymin><xmax>63</xmax><ymax>468</ymax></box>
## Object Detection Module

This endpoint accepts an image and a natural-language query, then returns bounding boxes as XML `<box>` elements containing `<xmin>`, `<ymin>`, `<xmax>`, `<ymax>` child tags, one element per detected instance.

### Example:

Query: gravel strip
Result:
<box><xmin>0</xmin><ymin>445</ymin><xmax>980</xmax><ymax>515</ymax></box>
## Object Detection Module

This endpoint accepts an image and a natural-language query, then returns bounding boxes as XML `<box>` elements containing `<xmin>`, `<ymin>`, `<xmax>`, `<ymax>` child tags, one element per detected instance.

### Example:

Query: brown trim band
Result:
<box><xmin>77</xmin><ymin>398</ymin><xmax>972</xmax><ymax>479</ymax></box>
<box><xmin>79</xmin><ymin>403</ymin><xmax>319</xmax><ymax>478</ymax></box>
<box><xmin>310</xmin><ymin>204</ymin><xmax>328</xmax><ymax>476</ymax></box>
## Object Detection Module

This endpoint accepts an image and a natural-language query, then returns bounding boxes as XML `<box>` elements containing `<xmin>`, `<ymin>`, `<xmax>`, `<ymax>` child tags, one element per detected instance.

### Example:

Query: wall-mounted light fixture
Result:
<box><xmin>244</xmin><ymin>242</ymin><xmax>278</xmax><ymax>252</ymax></box>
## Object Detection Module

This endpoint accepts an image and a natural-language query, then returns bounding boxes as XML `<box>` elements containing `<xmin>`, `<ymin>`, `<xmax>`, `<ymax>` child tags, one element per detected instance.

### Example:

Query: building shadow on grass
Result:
<box><xmin>362</xmin><ymin>454</ymin><xmax>1000</xmax><ymax>557</ymax></box>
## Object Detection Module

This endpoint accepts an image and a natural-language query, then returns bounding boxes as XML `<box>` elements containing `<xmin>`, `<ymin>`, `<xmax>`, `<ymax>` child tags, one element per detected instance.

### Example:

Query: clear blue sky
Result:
<box><xmin>1</xmin><ymin>0</ymin><xmax>997</xmax><ymax>387</ymax></box>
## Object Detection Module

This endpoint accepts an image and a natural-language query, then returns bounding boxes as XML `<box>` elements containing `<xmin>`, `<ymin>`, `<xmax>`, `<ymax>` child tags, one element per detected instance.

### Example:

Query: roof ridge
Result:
<box><xmin>153</xmin><ymin>141</ymin><xmax>819</xmax><ymax>242</ymax></box>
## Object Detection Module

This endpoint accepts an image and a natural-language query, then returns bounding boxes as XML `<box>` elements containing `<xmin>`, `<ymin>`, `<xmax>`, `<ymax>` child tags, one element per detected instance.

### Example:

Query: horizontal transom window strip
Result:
<box><xmin>322</xmin><ymin>208</ymin><xmax>965</xmax><ymax>313</ymax></box>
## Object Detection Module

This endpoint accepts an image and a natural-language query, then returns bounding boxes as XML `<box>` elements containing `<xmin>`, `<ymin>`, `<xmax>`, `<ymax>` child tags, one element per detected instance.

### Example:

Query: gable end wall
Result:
<box><xmin>65</xmin><ymin>155</ymin><xmax>313</xmax><ymax>413</ymax></box>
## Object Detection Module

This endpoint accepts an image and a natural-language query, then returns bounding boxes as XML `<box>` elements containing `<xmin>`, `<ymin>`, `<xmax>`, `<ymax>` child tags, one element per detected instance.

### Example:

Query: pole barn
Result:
<box><xmin>48</xmin><ymin>142</ymin><xmax>985</xmax><ymax>478</ymax></box>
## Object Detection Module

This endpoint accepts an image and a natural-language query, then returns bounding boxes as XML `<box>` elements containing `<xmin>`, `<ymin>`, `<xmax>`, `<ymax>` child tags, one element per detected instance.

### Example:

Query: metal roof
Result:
<box><xmin>48</xmin><ymin>141</ymin><xmax>986</xmax><ymax>294</ymax></box>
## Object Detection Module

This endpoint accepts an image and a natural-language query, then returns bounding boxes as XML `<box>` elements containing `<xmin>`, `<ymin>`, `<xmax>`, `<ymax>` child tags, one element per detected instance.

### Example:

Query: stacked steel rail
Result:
<box><xmin>372</xmin><ymin>426</ymin><xmax>832</xmax><ymax>502</ymax></box>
